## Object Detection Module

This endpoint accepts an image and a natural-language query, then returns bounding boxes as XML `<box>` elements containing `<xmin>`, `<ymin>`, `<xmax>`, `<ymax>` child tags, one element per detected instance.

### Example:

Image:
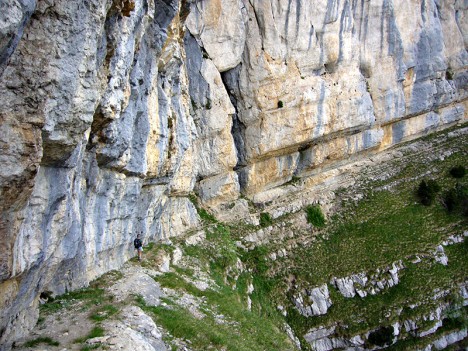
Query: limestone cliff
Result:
<box><xmin>0</xmin><ymin>0</ymin><xmax>467</xmax><ymax>348</ymax></box>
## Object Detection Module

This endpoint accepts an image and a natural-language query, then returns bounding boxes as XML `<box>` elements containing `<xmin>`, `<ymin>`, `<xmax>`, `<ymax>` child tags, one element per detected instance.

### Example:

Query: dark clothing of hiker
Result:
<box><xmin>134</xmin><ymin>238</ymin><xmax>142</xmax><ymax>249</ymax></box>
<box><xmin>134</xmin><ymin>236</ymin><xmax>143</xmax><ymax>261</ymax></box>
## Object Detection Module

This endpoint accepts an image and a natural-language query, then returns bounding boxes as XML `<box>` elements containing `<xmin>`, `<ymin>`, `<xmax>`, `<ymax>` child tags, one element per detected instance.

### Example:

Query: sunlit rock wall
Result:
<box><xmin>222</xmin><ymin>0</ymin><xmax>468</xmax><ymax>195</ymax></box>
<box><xmin>0</xmin><ymin>0</ymin><xmax>467</xmax><ymax>348</ymax></box>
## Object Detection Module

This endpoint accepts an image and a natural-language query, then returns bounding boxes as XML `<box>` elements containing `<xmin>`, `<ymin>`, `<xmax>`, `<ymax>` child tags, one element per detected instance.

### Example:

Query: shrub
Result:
<box><xmin>446</xmin><ymin>69</ymin><xmax>454</xmax><ymax>80</ymax></box>
<box><xmin>277</xmin><ymin>100</ymin><xmax>284</xmax><ymax>108</ymax></box>
<box><xmin>198</xmin><ymin>208</ymin><xmax>217</xmax><ymax>223</ymax></box>
<box><xmin>444</xmin><ymin>188</ymin><xmax>458</xmax><ymax>212</ymax></box>
<box><xmin>241</xmin><ymin>245</ymin><xmax>269</xmax><ymax>274</ymax></box>
<box><xmin>449</xmin><ymin>165</ymin><xmax>466</xmax><ymax>178</ymax></box>
<box><xmin>305</xmin><ymin>205</ymin><xmax>326</xmax><ymax>227</ymax></box>
<box><xmin>209</xmin><ymin>224</ymin><xmax>238</xmax><ymax>269</ymax></box>
<box><xmin>81</xmin><ymin>345</ymin><xmax>100</xmax><ymax>351</ymax></box>
<box><xmin>416</xmin><ymin>179</ymin><xmax>440</xmax><ymax>206</ymax></box>
<box><xmin>286</xmin><ymin>176</ymin><xmax>300</xmax><ymax>186</ymax></box>
<box><xmin>40</xmin><ymin>287</ymin><xmax>106</xmax><ymax>314</ymax></box>
<box><xmin>259</xmin><ymin>212</ymin><xmax>272</xmax><ymax>228</ymax></box>
<box><xmin>368</xmin><ymin>326</ymin><xmax>394</xmax><ymax>347</ymax></box>
<box><xmin>443</xmin><ymin>183</ymin><xmax>468</xmax><ymax>215</ymax></box>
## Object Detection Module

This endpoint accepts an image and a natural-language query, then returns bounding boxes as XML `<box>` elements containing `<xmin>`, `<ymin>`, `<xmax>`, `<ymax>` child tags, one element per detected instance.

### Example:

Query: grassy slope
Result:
<box><xmin>144</xmin><ymin>225</ymin><xmax>297</xmax><ymax>351</ymax></box>
<box><xmin>275</xmin><ymin>127</ymin><xmax>467</xmax><ymax>347</ymax></box>
<box><xmin>145</xmin><ymin>126</ymin><xmax>468</xmax><ymax>350</ymax></box>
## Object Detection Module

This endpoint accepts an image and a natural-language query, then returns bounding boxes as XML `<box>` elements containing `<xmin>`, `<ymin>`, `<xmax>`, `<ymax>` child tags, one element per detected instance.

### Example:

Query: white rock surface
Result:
<box><xmin>434</xmin><ymin>245</ymin><xmax>449</xmax><ymax>266</ymax></box>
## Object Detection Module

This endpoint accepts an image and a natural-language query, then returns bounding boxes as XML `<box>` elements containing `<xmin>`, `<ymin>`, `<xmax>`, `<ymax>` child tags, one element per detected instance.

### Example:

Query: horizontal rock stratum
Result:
<box><xmin>0</xmin><ymin>0</ymin><xmax>467</xmax><ymax>349</ymax></box>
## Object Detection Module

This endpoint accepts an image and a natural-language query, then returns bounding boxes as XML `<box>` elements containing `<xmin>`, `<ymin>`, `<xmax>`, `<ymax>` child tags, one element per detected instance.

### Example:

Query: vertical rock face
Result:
<box><xmin>226</xmin><ymin>0</ymin><xmax>468</xmax><ymax>195</ymax></box>
<box><xmin>0</xmin><ymin>0</ymin><xmax>466</xmax><ymax>348</ymax></box>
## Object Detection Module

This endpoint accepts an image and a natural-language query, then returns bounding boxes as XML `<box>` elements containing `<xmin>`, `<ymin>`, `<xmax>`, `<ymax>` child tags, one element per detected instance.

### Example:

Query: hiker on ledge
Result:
<box><xmin>134</xmin><ymin>234</ymin><xmax>143</xmax><ymax>261</ymax></box>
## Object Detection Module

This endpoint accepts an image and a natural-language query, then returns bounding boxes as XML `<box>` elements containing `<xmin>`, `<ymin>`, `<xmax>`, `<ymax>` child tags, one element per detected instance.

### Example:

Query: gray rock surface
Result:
<box><xmin>0</xmin><ymin>0</ymin><xmax>35</xmax><ymax>74</ymax></box>
<box><xmin>102</xmin><ymin>306</ymin><xmax>168</xmax><ymax>351</ymax></box>
<box><xmin>431</xmin><ymin>329</ymin><xmax>468</xmax><ymax>350</ymax></box>
<box><xmin>109</xmin><ymin>270</ymin><xmax>163</xmax><ymax>306</ymax></box>
<box><xmin>304</xmin><ymin>325</ymin><xmax>365</xmax><ymax>351</ymax></box>
<box><xmin>293</xmin><ymin>284</ymin><xmax>332</xmax><ymax>316</ymax></box>
<box><xmin>331</xmin><ymin>261</ymin><xmax>404</xmax><ymax>298</ymax></box>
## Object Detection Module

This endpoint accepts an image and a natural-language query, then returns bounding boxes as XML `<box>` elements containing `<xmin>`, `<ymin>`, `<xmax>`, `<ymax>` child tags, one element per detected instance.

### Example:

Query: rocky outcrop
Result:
<box><xmin>100</xmin><ymin>306</ymin><xmax>168</xmax><ymax>351</ymax></box>
<box><xmin>0</xmin><ymin>0</ymin><xmax>36</xmax><ymax>74</ymax></box>
<box><xmin>303</xmin><ymin>294</ymin><xmax>468</xmax><ymax>351</ymax></box>
<box><xmin>293</xmin><ymin>284</ymin><xmax>332</xmax><ymax>316</ymax></box>
<box><xmin>0</xmin><ymin>0</ymin><xmax>467</xmax><ymax>348</ymax></box>
<box><xmin>331</xmin><ymin>260</ymin><xmax>405</xmax><ymax>298</ymax></box>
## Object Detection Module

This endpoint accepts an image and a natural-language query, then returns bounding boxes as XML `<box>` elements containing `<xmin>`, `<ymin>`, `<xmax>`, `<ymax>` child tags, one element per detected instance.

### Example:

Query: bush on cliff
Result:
<box><xmin>259</xmin><ymin>212</ymin><xmax>273</xmax><ymax>227</ymax></box>
<box><xmin>449</xmin><ymin>165</ymin><xmax>466</xmax><ymax>179</ymax></box>
<box><xmin>416</xmin><ymin>179</ymin><xmax>440</xmax><ymax>206</ymax></box>
<box><xmin>305</xmin><ymin>204</ymin><xmax>326</xmax><ymax>227</ymax></box>
<box><xmin>443</xmin><ymin>183</ymin><xmax>468</xmax><ymax>216</ymax></box>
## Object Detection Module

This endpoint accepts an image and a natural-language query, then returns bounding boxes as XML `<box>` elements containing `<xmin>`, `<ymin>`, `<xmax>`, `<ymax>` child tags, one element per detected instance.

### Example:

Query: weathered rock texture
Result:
<box><xmin>0</xmin><ymin>0</ymin><xmax>467</xmax><ymax>348</ymax></box>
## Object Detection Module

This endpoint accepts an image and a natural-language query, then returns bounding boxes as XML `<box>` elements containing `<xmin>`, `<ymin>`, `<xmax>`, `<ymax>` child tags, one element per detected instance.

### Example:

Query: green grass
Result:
<box><xmin>147</xmin><ymin>225</ymin><xmax>295</xmax><ymax>351</ymax></box>
<box><xmin>386</xmin><ymin>305</ymin><xmax>468</xmax><ymax>351</ymax></box>
<box><xmin>40</xmin><ymin>287</ymin><xmax>108</xmax><ymax>314</ymax></box>
<box><xmin>283</xmin><ymin>152</ymin><xmax>467</xmax><ymax>337</ymax></box>
<box><xmin>253</xmin><ymin>126</ymin><xmax>467</xmax><ymax>346</ymax></box>
<box><xmin>30</xmin><ymin>125</ymin><xmax>464</xmax><ymax>351</ymax></box>
<box><xmin>154</xmin><ymin>272</ymin><xmax>204</xmax><ymax>297</ymax></box>
<box><xmin>88</xmin><ymin>326</ymin><xmax>105</xmax><ymax>338</ymax></box>
<box><xmin>290</xmin><ymin>182</ymin><xmax>466</xmax><ymax>285</ymax></box>
<box><xmin>37</xmin><ymin>281</ymin><xmax>114</xmax><ymax>349</ymax></box>
<box><xmin>283</xmin><ymin>238</ymin><xmax>468</xmax><ymax>344</ymax></box>
<box><xmin>206</xmin><ymin>224</ymin><xmax>239</xmax><ymax>270</ymax></box>
<box><xmin>151</xmin><ymin>126</ymin><xmax>466</xmax><ymax>350</ymax></box>
<box><xmin>188</xmin><ymin>193</ymin><xmax>217</xmax><ymax>223</ymax></box>
<box><xmin>74</xmin><ymin>326</ymin><xmax>105</xmax><ymax>344</ymax></box>
<box><xmin>23</xmin><ymin>336</ymin><xmax>59</xmax><ymax>347</ymax></box>
<box><xmin>140</xmin><ymin>282</ymin><xmax>294</xmax><ymax>351</ymax></box>
<box><xmin>241</xmin><ymin>245</ymin><xmax>270</xmax><ymax>275</ymax></box>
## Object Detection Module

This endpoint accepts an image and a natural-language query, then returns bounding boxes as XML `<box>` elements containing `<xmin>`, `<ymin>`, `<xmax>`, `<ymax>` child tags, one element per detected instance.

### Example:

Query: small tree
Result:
<box><xmin>443</xmin><ymin>183</ymin><xmax>468</xmax><ymax>216</ymax></box>
<box><xmin>417</xmin><ymin>179</ymin><xmax>440</xmax><ymax>206</ymax></box>
<box><xmin>449</xmin><ymin>165</ymin><xmax>466</xmax><ymax>179</ymax></box>
<box><xmin>444</xmin><ymin>188</ymin><xmax>458</xmax><ymax>212</ymax></box>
